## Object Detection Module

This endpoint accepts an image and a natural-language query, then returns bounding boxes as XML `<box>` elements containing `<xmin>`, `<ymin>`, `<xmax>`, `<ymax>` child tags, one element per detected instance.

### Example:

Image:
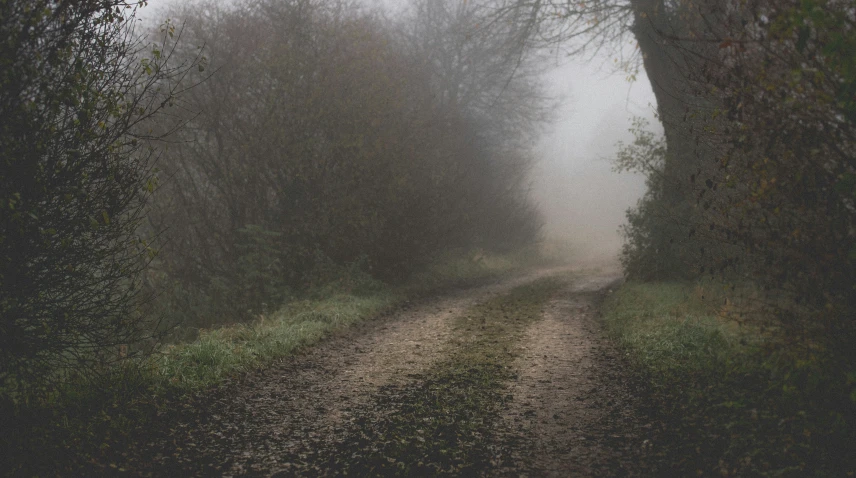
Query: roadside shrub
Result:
<box><xmin>0</xmin><ymin>0</ymin><xmax>193</xmax><ymax>397</ymax></box>
<box><xmin>617</xmin><ymin>0</ymin><xmax>856</xmax><ymax>351</ymax></box>
<box><xmin>614</xmin><ymin>118</ymin><xmax>697</xmax><ymax>281</ymax></box>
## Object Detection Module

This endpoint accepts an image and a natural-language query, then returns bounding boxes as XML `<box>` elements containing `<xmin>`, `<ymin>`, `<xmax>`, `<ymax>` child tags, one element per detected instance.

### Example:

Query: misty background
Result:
<box><xmin>143</xmin><ymin>0</ymin><xmax>655</xmax><ymax>262</ymax></box>
<box><xmin>534</xmin><ymin>59</ymin><xmax>654</xmax><ymax>260</ymax></box>
<box><xmin>368</xmin><ymin>0</ymin><xmax>658</xmax><ymax>260</ymax></box>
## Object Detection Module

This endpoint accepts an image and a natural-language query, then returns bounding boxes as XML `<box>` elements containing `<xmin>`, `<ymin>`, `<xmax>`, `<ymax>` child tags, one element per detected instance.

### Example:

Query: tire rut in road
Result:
<box><xmin>493</xmin><ymin>275</ymin><xmax>653</xmax><ymax>476</ymax></box>
<box><xmin>285</xmin><ymin>277</ymin><xmax>566</xmax><ymax>476</ymax></box>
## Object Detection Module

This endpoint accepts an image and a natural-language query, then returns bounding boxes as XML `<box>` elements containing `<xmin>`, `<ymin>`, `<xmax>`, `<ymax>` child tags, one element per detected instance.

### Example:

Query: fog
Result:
<box><xmin>533</xmin><ymin>58</ymin><xmax>655</xmax><ymax>262</ymax></box>
<box><xmin>141</xmin><ymin>0</ymin><xmax>656</xmax><ymax>264</ymax></box>
<box><xmin>361</xmin><ymin>0</ymin><xmax>657</xmax><ymax>262</ymax></box>
<box><xmin>7</xmin><ymin>1</ymin><xmax>850</xmax><ymax>474</ymax></box>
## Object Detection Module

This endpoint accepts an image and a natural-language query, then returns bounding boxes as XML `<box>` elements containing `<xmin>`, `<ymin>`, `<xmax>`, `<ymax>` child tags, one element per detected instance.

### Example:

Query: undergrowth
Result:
<box><xmin>157</xmin><ymin>293</ymin><xmax>398</xmax><ymax>390</ymax></box>
<box><xmin>404</xmin><ymin>247</ymin><xmax>541</xmax><ymax>294</ymax></box>
<box><xmin>603</xmin><ymin>282</ymin><xmax>855</xmax><ymax>476</ymax></box>
<box><xmin>157</xmin><ymin>248</ymin><xmax>537</xmax><ymax>391</ymax></box>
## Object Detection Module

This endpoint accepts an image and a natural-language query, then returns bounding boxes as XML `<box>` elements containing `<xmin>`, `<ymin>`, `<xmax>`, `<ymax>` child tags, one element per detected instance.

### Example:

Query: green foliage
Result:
<box><xmin>603</xmin><ymin>282</ymin><xmax>738</xmax><ymax>375</ymax></box>
<box><xmin>153</xmin><ymin>249</ymin><xmax>539</xmax><ymax>390</ymax></box>
<box><xmin>156</xmin><ymin>291</ymin><xmax>398</xmax><ymax>390</ymax></box>
<box><xmin>615</xmin><ymin>119</ymin><xmax>696</xmax><ymax>281</ymax></box>
<box><xmin>615</xmin><ymin>0</ymin><xmax>856</xmax><ymax>349</ymax></box>
<box><xmin>680</xmin><ymin>0</ymin><xmax>856</xmax><ymax>346</ymax></box>
<box><xmin>613</xmin><ymin>118</ymin><xmax>667</xmax><ymax>177</ymax></box>
<box><xmin>0</xmin><ymin>286</ymin><xmax>398</xmax><ymax>474</ymax></box>
<box><xmin>1</xmin><ymin>250</ymin><xmax>543</xmax><ymax>474</ymax></box>
<box><xmin>772</xmin><ymin>0</ymin><xmax>856</xmax><ymax>121</ymax></box>
<box><xmin>0</xmin><ymin>0</ymin><xmax>192</xmax><ymax>396</ymax></box>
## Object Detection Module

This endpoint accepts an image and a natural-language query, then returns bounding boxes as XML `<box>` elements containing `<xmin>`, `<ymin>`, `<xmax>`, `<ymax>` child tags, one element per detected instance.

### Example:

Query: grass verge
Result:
<box><xmin>156</xmin><ymin>292</ymin><xmax>398</xmax><ymax>390</ymax></box>
<box><xmin>157</xmin><ymin>248</ymin><xmax>539</xmax><ymax>392</ymax></box>
<box><xmin>602</xmin><ymin>282</ymin><xmax>855</xmax><ymax>476</ymax></box>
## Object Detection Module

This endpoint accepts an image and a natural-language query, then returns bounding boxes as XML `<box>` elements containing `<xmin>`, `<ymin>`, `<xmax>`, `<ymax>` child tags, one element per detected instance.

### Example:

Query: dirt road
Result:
<box><xmin>125</xmin><ymin>268</ymin><xmax>652</xmax><ymax>476</ymax></box>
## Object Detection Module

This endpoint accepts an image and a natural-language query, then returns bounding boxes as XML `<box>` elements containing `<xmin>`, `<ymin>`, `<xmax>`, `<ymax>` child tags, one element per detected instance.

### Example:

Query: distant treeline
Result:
<box><xmin>148</xmin><ymin>0</ymin><xmax>548</xmax><ymax>327</ymax></box>
<box><xmin>0</xmin><ymin>0</ymin><xmax>547</xmax><ymax>395</ymax></box>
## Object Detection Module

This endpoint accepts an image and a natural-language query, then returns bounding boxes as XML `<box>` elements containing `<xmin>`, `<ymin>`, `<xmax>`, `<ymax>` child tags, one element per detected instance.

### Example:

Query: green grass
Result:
<box><xmin>602</xmin><ymin>282</ymin><xmax>741</xmax><ymax>378</ymax></box>
<box><xmin>155</xmin><ymin>248</ymin><xmax>541</xmax><ymax>391</ymax></box>
<box><xmin>602</xmin><ymin>282</ymin><xmax>855</xmax><ymax>476</ymax></box>
<box><xmin>156</xmin><ymin>292</ymin><xmax>398</xmax><ymax>390</ymax></box>
<box><xmin>2</xmin><ymin>292</ymin><xmax>404</xmax><ymax>475</ymax></box>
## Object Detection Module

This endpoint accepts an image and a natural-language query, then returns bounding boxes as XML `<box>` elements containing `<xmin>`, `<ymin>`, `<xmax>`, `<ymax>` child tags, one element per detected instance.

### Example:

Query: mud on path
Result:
<box><xmin>124</xmin><ymin>267</ymin><xmax>652</xmax><ymax>476</ymax></box>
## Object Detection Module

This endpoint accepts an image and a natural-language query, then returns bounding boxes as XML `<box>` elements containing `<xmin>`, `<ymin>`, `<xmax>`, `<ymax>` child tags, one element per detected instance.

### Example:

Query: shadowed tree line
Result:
<box><xmin>0</xmin><ymin>0</ymin><xmax>200</xmax><ymax>397</ymax></box>
<box><xmin>1</xmin><ymin>0</ymin><xmax>548</xmax><ymax>397</ymax></box>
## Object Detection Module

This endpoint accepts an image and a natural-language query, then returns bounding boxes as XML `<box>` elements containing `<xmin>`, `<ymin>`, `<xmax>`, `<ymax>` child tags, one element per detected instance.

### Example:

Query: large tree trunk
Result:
<box><xmin>631</xmin><ymin>0</ymin><xmax>695</xmax><ymax>200</ymax></box>
<box><xmin>628</xmin><ymin>0</ymin><xmax>704</xmax><ymax>276</ymax></box>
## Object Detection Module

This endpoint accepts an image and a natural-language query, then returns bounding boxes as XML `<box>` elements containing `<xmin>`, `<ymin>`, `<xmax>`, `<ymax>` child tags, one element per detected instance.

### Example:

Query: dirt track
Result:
<box><xmin>492</xmin><ymin>274</ymin><xmax>652</xmax><ymax>476</ymax></box>
<box><xmin>125</xmin><ymin>267</ymin><xmax>652</xmax><ymax>476</ymax></box>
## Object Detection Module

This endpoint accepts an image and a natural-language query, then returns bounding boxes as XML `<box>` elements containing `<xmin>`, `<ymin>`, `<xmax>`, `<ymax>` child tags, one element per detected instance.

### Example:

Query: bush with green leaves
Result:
<box><xmin>0</xmin><ymin>0</ymin><xmax>195</xmax><ymax>396</ymax></box>
<box><xmin>666</xmin><ymin>0</ymin><xmax>856</xmax><ymax>346</ymax></box>
<box><xmin>614</xmin><ymin>1</ymin><xmax>856</xmax><ymax>347</ymax></box>
<box><xmin>614</xmin><ymin>118</ymin><xmax>698</xmax><ymax>281</ymax></box>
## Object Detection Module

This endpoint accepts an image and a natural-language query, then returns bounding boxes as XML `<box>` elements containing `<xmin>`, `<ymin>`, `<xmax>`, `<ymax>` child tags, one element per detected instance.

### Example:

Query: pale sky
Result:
<box><xmin>532</xmin><ymin>54</ymin><xmax>657</xmax><ymax>259</ymax></box>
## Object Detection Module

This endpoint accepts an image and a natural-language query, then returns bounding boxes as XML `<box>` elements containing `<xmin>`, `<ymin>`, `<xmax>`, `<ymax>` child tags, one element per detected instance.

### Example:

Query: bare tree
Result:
<box><xmin>148</xmin><ymin>0</ymin><xmax>545</xmax><ymax>326</ymax></box>
<box><xmin>399</xmin><ymin>0</ymin><xmax>551</xmax><ymax>148</ymax></box>
<box><xmin>395</xmin><ymin>0</ymin><xmax>549</xmax><ymax>250</ymax></box>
